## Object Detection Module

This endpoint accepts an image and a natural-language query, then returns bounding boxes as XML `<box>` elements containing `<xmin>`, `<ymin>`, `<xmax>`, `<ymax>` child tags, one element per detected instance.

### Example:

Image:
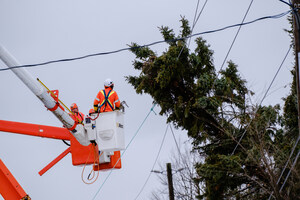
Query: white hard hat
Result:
<box><xmin>104</xmin><ymin>78</ymin><xmax>114</xmax><ymax>87</ymax></box>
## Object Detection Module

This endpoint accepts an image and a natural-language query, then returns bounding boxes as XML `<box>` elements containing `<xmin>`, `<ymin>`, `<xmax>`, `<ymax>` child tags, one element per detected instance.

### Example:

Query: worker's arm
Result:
<box><xmin>94</xmin><ymin>92</ymin><xmax>100</xmax><ymax>112</ymax></box>
<box><xmin>93</xmin><ymin>103</ymin><xmax>99</xmax><ymax>112</ymax></box>
<box><xmin>114</xmin><ymin>92</ymin><xmax>121</xmax><ymax>109</ymax></box>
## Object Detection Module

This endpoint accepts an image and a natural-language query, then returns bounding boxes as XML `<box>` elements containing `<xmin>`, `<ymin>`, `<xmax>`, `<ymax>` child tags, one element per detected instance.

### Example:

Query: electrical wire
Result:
<box><xmin>219</xmin><ymin>0</ymin><xmax>254</xmax><ymax>73</ymax></box>
<box><xmin>94</xmin><ymin>5</ymin><xmax>290</xmax><ymax>199</ymax></box>
<box><xmin>192</xmin><ymin>0</ymin><xmax>201</xmax><ymax>30</ymax></box>
<box><xmin>265</xmin><ymin>83</ymin><xmax>290</xmax><ymax>98</ymax></box>
<box><xmin>169</xmin><ymin>124</ymin><xmax>194</xmax><ymax>177</ymax></box>
<box><xmin>268</xmin><ymin>134</ymin><xmax>300</xmax><ymax>200</ymax></box>
<box><xmin>232</xmin><ymin>0</ymin><xmax>294</xmax><ymax>154</ymax></box>
<box><xmin>193</xmin><ymin>0</ymin><xmax>209</xmax><ymax>28</ymax></box>
<box><xmin>133</xmin><ymin>5</ymin><xmax>199</xmax><ymax>190</ymax></box>
<box><xmin>89</xmin><ymin>3</ymin><xmax>293</xmax><ymax>198</ymax></box>
<box><xmin>91</xmin><ymin>103</ymin><xmax>156</xmax><ymax>200</ymax></box>
<box><xmin>208</xmin><ymin>0</ymin><xmax>255</xmax><ymax>141</ymax></box>
<box><xmin>133</xmin><ymin>124</ymin><xmax>169</xmax><ymax>200</ymax></box>
<box><xmin>279</xmin><ymin>0</ymin><xmax>292</xmax><ymax>7</ymax></box>
<box><xmin>169</xmin><ymin>125</ymin><xmax>183</xmax><ymax>162</ymax></box>
<box><xmin>231</xmin><ymin>45</ymin><xmax>292</xmax><ymax>154</ymax></box>
<box><xmin>268</xmin><ymin>2</ymin><xmax>300</xmax><ymax>198</ymax></box>
<box><xmin>177</xmin><ymin>0</ymin><xmax>209</xmax><ymax>59</ymax></box>
<box><xmin>214</xmin><ymin>0</ymin><xmax>290</xmax><ymax>152</ymax></box>
<box><xmin>276</xmin><ymin>0</ymin><xmax>300</xmax><ymax>194</ymax></box>
<box><xmin>0</xmin><ymin>10</ymin><xmax>291</xmax><ymax>72</ymax></box>
<box><xmin>279</xmin><ymin>149</ymin><xmax>300</xmax><ymax>192</ymax></box>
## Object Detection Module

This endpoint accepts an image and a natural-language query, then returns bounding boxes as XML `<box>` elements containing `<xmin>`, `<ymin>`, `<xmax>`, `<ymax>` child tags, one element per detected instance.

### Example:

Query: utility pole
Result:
<box><xmin>293</xmin><ymin>0</ymin><xmax>300</xmax><ymax>131</ymax></box>
<box><xmin>266</xmin><ymin>3</ymin><xmax>300</xmax><ymax>199</ymax></box>
<box><xmin>166</xmin><ymin>163</ymin><xmax>175</xmax><ymax>200</ymax></box>
<box><xmin>281</xmin><ymin>0</ymin><xmax>300</xmax><ymax>196</ymax></box>
<box><xmin>293</xmin><ymin>1</ymin><xmax>300</xmax><ymax>131</ymax></box>
<box><xmin>292</xmin><ymin>1</ymin><xmax>300</xmax><ymax>158</ymax></box>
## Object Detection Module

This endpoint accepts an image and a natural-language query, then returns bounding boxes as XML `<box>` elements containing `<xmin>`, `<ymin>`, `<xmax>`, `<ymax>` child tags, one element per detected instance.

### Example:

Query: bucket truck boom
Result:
<box><xmin>0</xmin><ymin>44</ymin><xmax>125</xmax><ymax>177</ymax></box>
<box><xmin>0</xmin><ymin>45</ymin><xmax>89</xmax><ymax>146</ymax></box>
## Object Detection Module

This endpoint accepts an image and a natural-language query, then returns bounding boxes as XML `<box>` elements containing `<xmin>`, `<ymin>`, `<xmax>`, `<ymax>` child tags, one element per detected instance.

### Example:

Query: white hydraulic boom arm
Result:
<box><xmin>0</xmin><ymin>45</ymin><xmax>89</xmax><ymax>146</ymax></box>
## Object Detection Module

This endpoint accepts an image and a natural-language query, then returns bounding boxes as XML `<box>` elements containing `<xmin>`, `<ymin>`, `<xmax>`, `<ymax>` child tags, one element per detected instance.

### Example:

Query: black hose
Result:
<box><xmin>62</xmin><ymin>140</ymin><xmax>70</xmax><ymax>146</ymax></box>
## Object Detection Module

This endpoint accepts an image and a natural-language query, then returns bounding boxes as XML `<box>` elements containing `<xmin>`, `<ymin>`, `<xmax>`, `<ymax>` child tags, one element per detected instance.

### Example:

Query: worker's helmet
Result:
<box><xmin>89</xmin><ymin>108</ymin><xmax>95</xmax><ymax>115</ymax></box>
<box><xmin>70</xmin><ymin>103</ymin><xmax>78</xmax><ymax>110</ymax></box>
<box><xmin>104</xmin><ymin>78</ymin><xmax>114</xmax><ymax>87</ymax></box>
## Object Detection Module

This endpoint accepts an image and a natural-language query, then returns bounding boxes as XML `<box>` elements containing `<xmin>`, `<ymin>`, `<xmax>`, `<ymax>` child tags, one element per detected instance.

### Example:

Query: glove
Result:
<box><xmin>94</xmin><ymin>105</ymin><xmax>99</xmax><ymax>112</ymax></box>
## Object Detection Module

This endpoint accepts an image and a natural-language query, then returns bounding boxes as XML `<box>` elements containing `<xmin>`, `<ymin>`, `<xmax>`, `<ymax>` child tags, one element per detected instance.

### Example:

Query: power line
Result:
<box><xmin>209</xmin><ymin>0</ymin><xmax>254</xmax><ymax>130</ymax></box>
<box><xmin>177</xmin><ymin>0</ymin><xmax>201</xmax><ymax>59</ymax></box>
<box><xmin>193</xmin><ymin>0</ymin><xmax>209</xmax><ymax>28</ymax></box>
<box><xmin>207</xmin><ymin>0</ymin><xmax>254</xmax><ymax>155</ymax></box>
<box><xmin>268</xmin><ymin>134</ymin><xmax>300</xmax><ymax>200</ymax></box>
<box><xmin>91</xmin><ymin>103</ymin><xmax>156</xmax><ymax>200</ymax></box>
<box><xmin>177</xmin><ymin>0</ymin><xmax>209</xmax><ymax>59</ymax></box>
<box><xmin>230</xmin><ymin>1</ymin><xmax>299</xmax><ymax>197</ymax></box>
<box><xmin>192</xmin><ymin>0</ymin><xmax>201</xmax><ymax>29</ymax></box>
<box><xmin>133</xmin><ymin>124</ymin><xmax>194</xmax><ymax>200</ymax></box>
<box><xmin>219</xmin><ymin>0</ymin><xmax>254</xmax><ymax>73</ymax></box>
<box><xmin>279</xmin><ymin>0</ymin><xmax>292</xmax><ymax>7</ymax></box>
<box><xmin>169</xmin><ymin>124</ymin><xmax>194</xmax><ymax>176</ymax></box>
<box><xmin>215</xmin><ymin>0</ymin><xmax>290</xmax><ymax>155</ymax></box>
<box><xmin>0</xmin><ymin>10</ymin><xmax>291</xmax><ymax>72</ymax></box>
<box><xmin>133</xmin><ymin>124</ymin><xmax>169</xmax><ymax>200</ymax></box>
<box><xmin>276</xmin><ymin>0</ymin><xmax>300</xmax><ymax>195</ymax></box>
<box><xmin>231</xmin><ymin>45</ymin><xmax>292</xmax><ymax>154</ymax></box>
<box><xmin>169</xmin><ymin>124</ymin><xmax>183</xmax><ymax>162</ymax></box>
<box><xmin>279</xmin><ymin>149</ymin><xmax>300</xmax><ymax>192</ymax></box>
<box><xmin>268</xmin><ymin>2</ymin><xmax>300</xmax><ymax>199</ymax></box>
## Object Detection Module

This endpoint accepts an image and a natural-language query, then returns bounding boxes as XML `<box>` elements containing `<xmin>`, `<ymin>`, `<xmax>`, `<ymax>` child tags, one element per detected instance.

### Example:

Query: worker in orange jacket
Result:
<box><xmin>70</xmin><ymin>103</ymin><xmax>85</xmax><ymax>124</ymax></box>
<box><xmin>93</xmin><ymin>78</ymin><xmax>120</xmax><ymax>113</ymax></box>
<box><xmin>89</xmin><ymin>108</ymin><xmax>95</xmax><ymax>116</ymax></box>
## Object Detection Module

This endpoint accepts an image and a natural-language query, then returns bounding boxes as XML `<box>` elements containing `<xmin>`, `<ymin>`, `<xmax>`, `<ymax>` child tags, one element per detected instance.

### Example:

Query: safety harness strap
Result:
<box><xmin>99</xmin><ymin>90</ymin><xmax>114</xmax><ymax>111</ymax></box>
<box><xmin>77</xmin><ymin>112</ymin><xmax>83</xmax><ymax>123</ymax></box>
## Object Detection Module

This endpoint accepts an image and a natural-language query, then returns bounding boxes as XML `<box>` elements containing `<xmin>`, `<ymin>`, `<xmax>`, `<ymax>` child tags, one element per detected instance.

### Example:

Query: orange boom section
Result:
<box><xmin>0</xmin><ymin>119</ymin><xmax>121</xmax><ymax>176</ymax></box>
<box><xmin>0</xmin><ymin>159</ymin><xmax>30</xmax><ymax>200</ymax></box>
<box><xmin>0</xmin><ymin>120</ymin><xmax>70</xmax><ymax>140</ymax></box>
<box><xmin>0</xmin><ymin>120</ymin><xmax>98</xmax><ymax>175</ymax></box>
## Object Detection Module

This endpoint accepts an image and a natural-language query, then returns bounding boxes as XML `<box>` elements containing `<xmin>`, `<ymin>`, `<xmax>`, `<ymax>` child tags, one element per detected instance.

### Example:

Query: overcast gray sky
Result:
<box><xmin>0</xmin><ymin>0</ymin><xmax>294</xmax><ymax>199</ymax></box>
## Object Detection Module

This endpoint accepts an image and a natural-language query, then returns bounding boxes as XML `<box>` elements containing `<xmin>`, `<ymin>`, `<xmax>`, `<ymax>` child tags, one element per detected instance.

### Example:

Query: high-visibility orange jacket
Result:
<box><xmin>70</xmin><ymin>112</ymin><xmax>85</xmax><ymax>124</ymax></box>
<box><xmin>93</xmin><ymin>88</ymin><xmax>120</xmax><ymax>112</ymax></box>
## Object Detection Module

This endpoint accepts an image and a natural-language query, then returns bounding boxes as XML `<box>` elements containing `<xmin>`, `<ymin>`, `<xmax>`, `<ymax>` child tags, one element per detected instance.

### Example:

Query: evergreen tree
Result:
<box><xmin>127</xmin><ymin>18</ymin><xmax>299</xmax><ymax>199</ymax></box>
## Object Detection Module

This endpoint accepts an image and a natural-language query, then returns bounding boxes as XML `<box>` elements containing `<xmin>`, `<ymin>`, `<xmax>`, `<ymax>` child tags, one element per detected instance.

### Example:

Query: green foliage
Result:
<box><xmin>127</xmin><ymin>17</ymin><xmax>299</xmax><ymax>199</ymax></box>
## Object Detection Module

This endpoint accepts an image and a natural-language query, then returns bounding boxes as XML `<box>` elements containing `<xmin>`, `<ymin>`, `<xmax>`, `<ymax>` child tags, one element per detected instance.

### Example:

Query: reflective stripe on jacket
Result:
<box><xmin>93</xmin><ymin>88</ymin><xmax>120</xmax><ymax>112</ymax></box>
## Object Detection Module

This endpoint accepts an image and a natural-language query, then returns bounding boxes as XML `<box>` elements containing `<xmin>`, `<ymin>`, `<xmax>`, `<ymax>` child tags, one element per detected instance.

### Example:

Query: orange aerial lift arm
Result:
<box><xmin>0</xmin><ymin>159</ymin><xmax>31</xmax><ymax>200</ymax></box>
<box><xmin>39</xmin><ymin>147</ymin><xmax>71</xmax><ymax>176</ymax></box>
<box><xmin>0</xmin><ymin>119</ymin><xmax>101</xmax><ymax>176</ymax></box>
<box><xmin>0</xmin><ymin>119</ymin><xmax>120</xmax><ymax>177</ymax></box>
<box><xmin>0</xmin><ymin>120</ymin><xmax>74</xmax><ymax>176</ymax></box>
<box><xmin>0</xmin><ymin>119</ymin><xmax>71</xmax><ymax>141</ymax></box>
